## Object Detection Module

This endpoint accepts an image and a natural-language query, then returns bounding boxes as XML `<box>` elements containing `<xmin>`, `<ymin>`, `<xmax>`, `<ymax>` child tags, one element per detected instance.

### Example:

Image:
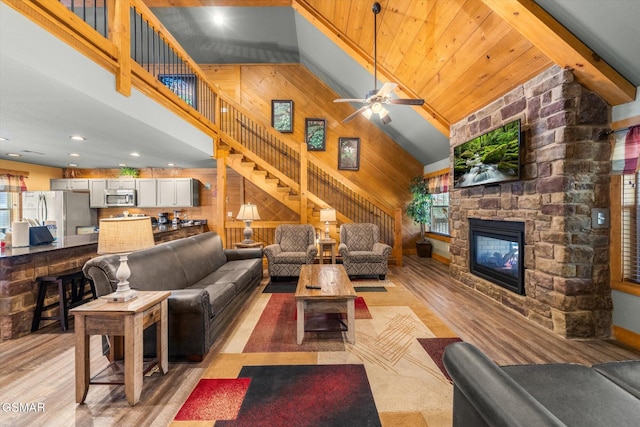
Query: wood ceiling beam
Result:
<box><xmin>292</xmin><ymin>0</ymin><xmax>450</xmax><ymax>136</ymax></box>
<box><xmin>482</xmin><ymin>0</ymin><xmax>636</xmax><ymax>106</ymax></box>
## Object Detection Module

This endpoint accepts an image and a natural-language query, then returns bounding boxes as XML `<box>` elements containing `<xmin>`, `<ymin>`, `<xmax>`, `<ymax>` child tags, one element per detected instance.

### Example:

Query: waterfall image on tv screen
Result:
<box><xmin>453</xmin><ymin>119</ymin><xmax>521</xmax><ymax>188</ymax></box>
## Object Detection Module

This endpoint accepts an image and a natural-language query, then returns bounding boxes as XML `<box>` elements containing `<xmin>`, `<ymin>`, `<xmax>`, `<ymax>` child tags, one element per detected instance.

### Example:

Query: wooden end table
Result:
<box><xmin>69</xmin><ymin>291</ymin><xmax>170</xmax><ymax>405</ymax></box>
<box><xmin>295</xmin><ymin>264</ymin><xmax>356</xmax><ymax>344</ymax></box>
<box><xmin>318</xmin><ymin>239</ymin><xmax>336</xmax><ymax>264</ymax></box>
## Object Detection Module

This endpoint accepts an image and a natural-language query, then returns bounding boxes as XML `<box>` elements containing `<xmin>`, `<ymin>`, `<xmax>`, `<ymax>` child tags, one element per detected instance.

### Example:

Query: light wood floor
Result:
<box><xmin>1</xmin><ymin>256</ymin><xmax>638</xmax><ymax>426</ymax></box>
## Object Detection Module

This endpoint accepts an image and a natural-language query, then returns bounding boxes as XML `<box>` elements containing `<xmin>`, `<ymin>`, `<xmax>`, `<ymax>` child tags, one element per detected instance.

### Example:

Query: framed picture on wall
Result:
<box><xmin>158</xmin><ymin>74</ymin><xmax>197</xmax><ymax>108</ymax></box>
<box><xmin>271</xmin><ymin>100</ymin><xmax>294</xmax><ymax>133</ymax></box>
<box><xmin>305</xmin><ymin>118</ymin><xmax>326</xmax><ymax>151</ymax></box>
<box><xmin>338</xmin><ymin>137</ymin><xmax>360</xmax><ymax>171</ymax></box>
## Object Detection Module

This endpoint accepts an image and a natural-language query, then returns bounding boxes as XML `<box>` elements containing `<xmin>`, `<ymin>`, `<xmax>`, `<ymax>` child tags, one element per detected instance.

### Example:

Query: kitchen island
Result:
<box><xmin>0</xmin><ymin>224</ymin><xmax>206</xmax><ymax>340</ymax></box>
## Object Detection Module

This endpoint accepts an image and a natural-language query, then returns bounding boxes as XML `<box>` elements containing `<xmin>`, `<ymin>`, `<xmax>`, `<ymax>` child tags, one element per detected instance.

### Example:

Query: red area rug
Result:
<box><xmin>211</xmin><ymin>364</ymin><xmax>381</xmax><ymax>427</ymax></box>
<box><xmin>174</xmin><ymin>378</ymin><xmax>250</xmax><ymax>421</ymax></box>
<box><xmin>417</xmin><ymin>337</ymin><xmax>463</xmax><ymax>382</ymax></box>
<box><xmin>243</xmin><ymin>294</ymin><xmax>371</xmax><ymax>353</ymax></box>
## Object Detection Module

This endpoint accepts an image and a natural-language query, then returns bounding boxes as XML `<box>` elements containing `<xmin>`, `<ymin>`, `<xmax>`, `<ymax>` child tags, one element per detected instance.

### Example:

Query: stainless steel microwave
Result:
<box><xmin>104</xmin><ymin>189</ymin><xmax>136</xmax><ymax>207</ymax></box>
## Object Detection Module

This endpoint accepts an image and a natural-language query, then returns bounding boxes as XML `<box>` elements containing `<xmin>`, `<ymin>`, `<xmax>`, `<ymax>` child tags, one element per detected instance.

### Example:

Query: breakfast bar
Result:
<box><xmin>0</xmin><ymin>224</ymin><xmax>206</xmax><ymax>341</ymax></box>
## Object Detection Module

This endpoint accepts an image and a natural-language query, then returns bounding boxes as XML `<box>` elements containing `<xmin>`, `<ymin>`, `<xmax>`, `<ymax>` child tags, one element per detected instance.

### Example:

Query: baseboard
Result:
<box><xmin>613</xmin><ymin>325</ymin><xmax>640</xmax><ymax>352</ymax></box>
<box><xmin>431</xmin><ymin>252</ymin><xmax>450</xmax><ymax>265</ymax></box>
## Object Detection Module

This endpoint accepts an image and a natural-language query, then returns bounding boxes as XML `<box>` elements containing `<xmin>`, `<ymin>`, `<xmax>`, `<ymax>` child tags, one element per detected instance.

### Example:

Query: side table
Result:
<box><xmin>318</xmin><ymin>239</ymin><xmax>337</xmax><ymax>264</ymax></box>
<box><xmin>70</xmin><ymin>291</ymin><xmax>170</xmax><ymax>405</ymax></box>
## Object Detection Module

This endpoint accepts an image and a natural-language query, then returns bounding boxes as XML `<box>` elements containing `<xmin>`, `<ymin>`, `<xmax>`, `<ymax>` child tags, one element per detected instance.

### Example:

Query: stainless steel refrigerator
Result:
<box><xmin>22</xmin><ymin>191</ymin><xmax>97</xmax><ymax>237</ymax></box>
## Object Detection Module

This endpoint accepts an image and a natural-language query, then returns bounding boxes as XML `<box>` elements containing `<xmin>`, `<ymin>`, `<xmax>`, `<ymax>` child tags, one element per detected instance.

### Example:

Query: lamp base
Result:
<box><xmin>102</xmin><ymin>289</ymin><xmax>138</xmax><ymax>303</ymax></box>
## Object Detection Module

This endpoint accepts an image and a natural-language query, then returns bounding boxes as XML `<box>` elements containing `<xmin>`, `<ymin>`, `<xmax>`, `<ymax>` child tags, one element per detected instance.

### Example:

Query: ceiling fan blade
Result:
<box><xmin>342</xmin><ymin>104</ymin><xmax>371</xmax><ymax>123</ymax></box>
<box><xmin>334</xmin><ymin>98</ymin><xmax>368</xmax><ymax>103</ymax></box>
<box><xmin>387</xmin><ymin>98</ymin><xmax>425</xmax><ymax>105</ymax></box>
<box><xmin>374</xmin><ymin>82</ymin><xmax>397</xmax><ymax>99</ymax></box>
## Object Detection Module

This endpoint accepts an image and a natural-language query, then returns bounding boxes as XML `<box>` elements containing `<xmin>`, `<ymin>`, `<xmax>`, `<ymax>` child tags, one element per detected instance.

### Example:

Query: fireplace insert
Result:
<box><xmin>469</xmin><ymin>219</ymin><xmax>525</xmax><ymax>295</ymax></box>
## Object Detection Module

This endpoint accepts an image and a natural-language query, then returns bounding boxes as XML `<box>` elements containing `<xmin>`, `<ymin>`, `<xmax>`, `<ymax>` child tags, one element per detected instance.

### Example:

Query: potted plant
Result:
<box><xmin>406</xmin><ymin>175</ymin><xmax>433</xmax><ymax>257</ymax></box>
<box><xmin>119</xmin><ymin>167</ymin><xmax>140</xmax><ymax>178</ymax></box>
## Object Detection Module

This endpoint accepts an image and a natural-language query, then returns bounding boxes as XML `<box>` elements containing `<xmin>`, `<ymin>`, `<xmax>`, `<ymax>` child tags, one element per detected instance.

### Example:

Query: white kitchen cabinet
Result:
<box><xmin>50</xmin><ymin>179</ymin><xmax>90</xmax><ymax>191</ymax></box>
<box><xmin>106</xmin><ymin>178</ymin><xmax>136</xmax><ymax>190</ymax></box>
<box><xmin>89</xmin><ymin>179</ymin><xmax>107</xmax><ymax>208</ymax></box>
<box><xmin>135</xmin><ymin>178</ymin><xmax>157</xmax><ymax>207</ymax></box>
<box><xmin>156</xmin><ymin>178</ymin><xmax>199</xmax><ymax>207</ymax></box>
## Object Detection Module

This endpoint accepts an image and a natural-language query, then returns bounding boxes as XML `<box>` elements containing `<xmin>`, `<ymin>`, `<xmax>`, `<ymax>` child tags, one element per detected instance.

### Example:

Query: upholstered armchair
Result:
<box><xmin>338</xmin><ymin>223</ymin><xmax>392</xmax><ymax>279</ymax></box>
<box><xmin>264</xmin><ymin>224</ymin><xmax>318</xmax><ymax>279</ymax></box>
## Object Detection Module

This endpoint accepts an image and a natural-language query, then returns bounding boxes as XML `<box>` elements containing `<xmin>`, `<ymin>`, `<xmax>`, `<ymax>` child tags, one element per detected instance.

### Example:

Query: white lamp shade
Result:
<box><xmin>98</xmin><ymin>217</ymin><xmax>155</xmax><ymax>254</ymax></box>
<box><xmin>320</xmin><ymin>208</ymin><xmax>336</xmax><ymax>222</ymax></box>
<box><xmin>237</xmin><ymin>203</ymin><xmax>261</xmax><ymax>221</ymax></box>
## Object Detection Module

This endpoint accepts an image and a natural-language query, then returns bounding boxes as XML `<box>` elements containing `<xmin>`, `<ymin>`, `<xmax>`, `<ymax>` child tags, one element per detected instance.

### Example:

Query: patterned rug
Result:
<box><xmin>177</xmin><ymin>364</ymin><xmax>380</xmax><ymax>426</ymax></box>
<box><xmin>417</xmin><ymin>337</ymin><xmax>463</xmax><ymax>382</ymax></box>
<box><xmin>263</xmin><ymin>277</ymin><xmax>393</xmax><ymax>294</ymax></box>
<box><xmin>243</xmin><ymin>294</ymin><xmax>371</xmax><ymax>353</ymax></box>
<box><xmin>172</xmin><ymin>275</ymin><xmax>459</xmax><ymax>427</ymax></box>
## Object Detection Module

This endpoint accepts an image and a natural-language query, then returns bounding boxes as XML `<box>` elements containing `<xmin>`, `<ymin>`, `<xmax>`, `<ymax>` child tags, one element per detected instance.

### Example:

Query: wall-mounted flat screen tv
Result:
<box><xmin>453</xmin><ymin>119</ymin><xmax>522</xmax><ymax>188</ymax></box>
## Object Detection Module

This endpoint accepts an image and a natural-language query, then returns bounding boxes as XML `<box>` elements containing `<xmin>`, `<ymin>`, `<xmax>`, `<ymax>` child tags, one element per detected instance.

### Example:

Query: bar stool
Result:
<box><xmin>31</xmin><ymin>268</ymin><xmax>97</xmax><ymax>332</ymax></box>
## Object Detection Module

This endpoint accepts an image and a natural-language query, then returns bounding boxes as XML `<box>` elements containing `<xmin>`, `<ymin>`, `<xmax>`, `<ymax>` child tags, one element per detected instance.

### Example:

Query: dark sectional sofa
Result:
<box><xmin>83</xmin><ymin>231</ymin><xmax>263</xmax><ymax>361</ymax></box>
<box><xmin>443</xmin><ymin>342</ymin><xmax>640</xmax><ymax>426</ymax></box>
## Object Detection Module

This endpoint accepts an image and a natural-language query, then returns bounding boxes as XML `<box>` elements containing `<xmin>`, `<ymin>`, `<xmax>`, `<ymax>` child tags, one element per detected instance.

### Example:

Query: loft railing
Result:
<box><xmin>10</xmin><ymin>0</ymin><xmax>402</xmax><ymax>260</ymax></box>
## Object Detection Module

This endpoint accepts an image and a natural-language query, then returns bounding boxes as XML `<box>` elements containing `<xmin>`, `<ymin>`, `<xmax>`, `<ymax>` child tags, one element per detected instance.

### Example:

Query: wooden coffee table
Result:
<box><xmin>295</xmin><ymin>264</ymin><xmax>357</xmax><ymax>344</ymax></box>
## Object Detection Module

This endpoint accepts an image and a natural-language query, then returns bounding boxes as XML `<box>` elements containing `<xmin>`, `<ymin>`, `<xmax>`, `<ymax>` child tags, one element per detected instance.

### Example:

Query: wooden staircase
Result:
<box><xmin>226</xmin><ymin>150</ymin><xmax>302</xmax><ymax>213</ymax></box>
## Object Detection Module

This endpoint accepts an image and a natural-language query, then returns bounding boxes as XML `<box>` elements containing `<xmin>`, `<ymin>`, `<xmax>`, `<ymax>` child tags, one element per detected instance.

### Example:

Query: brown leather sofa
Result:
<box><xmin>83</xmin><ymin>232</ymin><xmax>263</xmax><ymax>361</ymax></box>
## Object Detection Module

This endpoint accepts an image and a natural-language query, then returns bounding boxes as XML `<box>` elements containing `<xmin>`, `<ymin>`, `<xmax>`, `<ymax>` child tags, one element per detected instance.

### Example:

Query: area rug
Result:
<box><xmin>263</xmin><ymin>281</ymin><xmax>297</xmax><ymax>293</ymax></box>
<box><xmin>263</xmin><ymin>279</ymin><xmax>391</xmax><ymax>294</ymax></box>
<box><xmin>243</xmin><ymin>293</ymin><xmax>371</xmax><ymax>353</ymax></box>
<box><xmin>417</xmin><ymin>337</ymin><xmax>463</xmax><ymax>382</ymax></box>
<box><xmin>206</xmin><ymin>364</ymin><xmax>381</xmax><ymax>427</ymax></box>
<box><xmin>175</xmin><ymin>365</ymin><xmax>380</xmax><ymax>426</ymax></box>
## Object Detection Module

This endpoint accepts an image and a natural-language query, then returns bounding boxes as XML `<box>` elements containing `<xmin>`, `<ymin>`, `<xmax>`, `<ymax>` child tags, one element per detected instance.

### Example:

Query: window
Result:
<box><xmin>0</xmin><ymin>192</ymin><xmax>10</xmax><ymax>230</ymax></box>
<box><xmin>621</xmin><ymin>173</ymin><xmax>639</xmax><ymax>284</ymax></box>
<box><xmin>0</xmin><ymin>192</ymin><xmax>19</xmax><ymax>232</ymax></box>
<box><xmin>430</xmin><ymin>192</ymin><xmax>449</xmax><ymax>235</ymax></box>
<box><xmin>425</xmin><ymin>170</ymin><xmax>450</xmax><ymax>236</ymax></box>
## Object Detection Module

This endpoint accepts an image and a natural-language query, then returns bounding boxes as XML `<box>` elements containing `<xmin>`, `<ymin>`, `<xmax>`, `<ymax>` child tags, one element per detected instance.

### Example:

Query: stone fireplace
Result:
<box><xmin>449</xmin><ymin>65</ymin><xmax>612</xmax><ymax>339</ymax></box>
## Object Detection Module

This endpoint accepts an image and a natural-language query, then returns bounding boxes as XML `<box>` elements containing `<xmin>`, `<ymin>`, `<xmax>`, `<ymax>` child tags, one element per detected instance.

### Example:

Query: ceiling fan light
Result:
<box><xmin>370</xmin><ymin>102</ymin><xmax>382</xmax><ymax>114</ymax></box>
<box><xmin>362</xmin><ymin>108</ymin><xmax>373</xmax><ymax>120</ymax></box>
<box><xmin>380</xmin><ymin>109</ymin><xmax>392</xmax><ymax>125</ymax></box>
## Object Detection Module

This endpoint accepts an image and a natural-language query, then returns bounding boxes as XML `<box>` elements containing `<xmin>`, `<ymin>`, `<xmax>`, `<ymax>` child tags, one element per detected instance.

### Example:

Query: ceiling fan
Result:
<box><xmin>334</xmin><ymin>2</ymin><xmax>425</xmax><ymax>124</ymax></box>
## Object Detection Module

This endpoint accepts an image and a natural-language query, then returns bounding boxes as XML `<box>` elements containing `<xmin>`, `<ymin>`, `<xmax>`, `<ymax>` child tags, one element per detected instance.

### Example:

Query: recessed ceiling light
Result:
<box><xmin>167</xmin><ymin>163</ymin><xmax>175</xmax><ymax>167</ymax></box>
<box><xmin>0</xmin><ymin>137</ymin><xmax>8</xmax><ymax>141</ymax></box>
<box><xmin>70</xmin><ymin>153</ymin><xmax>80</xmax><ymax>157</ymax></box>
<box><xmin>70</xmin><ymin>135</ymin><xmax>86</xmax><ymax>141</ymax></box>
<box><xmin>130</xmin><ymin>152</ymin><xmax>140</xmax><ymax>157</ymax></box>
<box><xmin>68</xmin><ymin>163</ymin><xmax>78</xmax><ymax>167</ymax></box>
<box><xmin>7</xmin><ymin>153</ymin><xmax>21</xmax><ymax>157</ymax></box>
<box><xmin>213</xmin><ymin>14</ymin><xmax>224</xmax><ymax>25</ymax></box>
<box><xmin>118</xmin><ymin>163</ymin><xmax>127</xmax><ymax>167</ymax></box>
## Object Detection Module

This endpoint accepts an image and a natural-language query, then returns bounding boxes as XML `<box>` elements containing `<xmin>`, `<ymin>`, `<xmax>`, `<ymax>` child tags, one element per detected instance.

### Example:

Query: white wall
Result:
<box><xmin>611</xmin><ymin>86</ymin><xmax>640</xmax><ymax>335</ymax></box>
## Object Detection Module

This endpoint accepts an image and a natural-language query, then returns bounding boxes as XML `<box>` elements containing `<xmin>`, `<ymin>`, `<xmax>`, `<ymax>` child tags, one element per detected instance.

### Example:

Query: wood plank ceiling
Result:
<box><xmin>144</xmin><ymin>0</ymin><xmax>635</xmax><ymax>134</ymax></box>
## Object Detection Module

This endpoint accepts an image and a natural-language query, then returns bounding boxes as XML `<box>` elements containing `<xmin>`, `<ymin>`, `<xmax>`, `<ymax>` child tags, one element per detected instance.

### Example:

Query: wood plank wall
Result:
<box><xmin>201</xmin><ymin>63</ymin><xmax>426</xmax><ymax>249</ymax></box>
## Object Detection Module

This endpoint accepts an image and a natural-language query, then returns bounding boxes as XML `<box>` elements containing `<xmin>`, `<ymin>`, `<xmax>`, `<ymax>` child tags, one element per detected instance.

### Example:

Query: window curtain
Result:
<box><xmin>426</xmin><ymin>172</ymin><xmax>449</xmax><ymax>194</ymax></box>
<box><xmin>611</xmin><ymin>125</ymin><xmax>640</xmax><ymax>174</ymax></box>
<box><xmin>0</xmin><ymin>174</ymin><xmax>28</xmax><ymax>192</ymax></box>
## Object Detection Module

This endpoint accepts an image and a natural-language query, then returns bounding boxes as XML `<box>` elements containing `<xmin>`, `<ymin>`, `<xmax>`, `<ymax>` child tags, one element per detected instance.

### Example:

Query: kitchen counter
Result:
<box><xmin>0</xmin><ymin>223</ymin><xmax>206</xmax><ymax>340</ymax></box>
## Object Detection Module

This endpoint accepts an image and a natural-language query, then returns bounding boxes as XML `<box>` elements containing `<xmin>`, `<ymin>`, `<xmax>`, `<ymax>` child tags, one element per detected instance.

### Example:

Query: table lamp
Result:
<box><xmin>237</xmin><ymin>203</ymin><xmax>261</xmax><ymax>244</ymax></box>
<box><xmin>97</xmin><ymin>217</ymin><xmax>155</xmax><ymax>302</ymax></box>
<box><xmin>319</xmin><ymin>208</ymin><xmax>336</xmax><ymax>239</ymax></box>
